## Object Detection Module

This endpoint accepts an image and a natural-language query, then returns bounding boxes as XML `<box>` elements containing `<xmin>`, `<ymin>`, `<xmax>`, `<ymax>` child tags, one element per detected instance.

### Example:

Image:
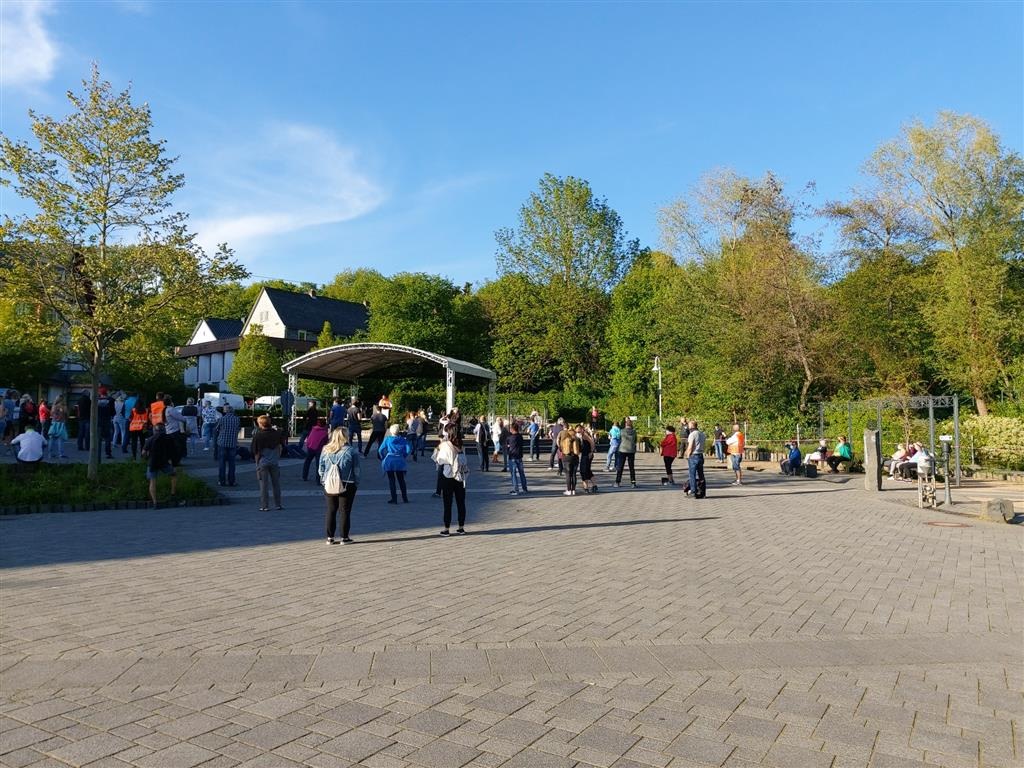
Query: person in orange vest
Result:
<box><xmin>149</xmin><ymin>392</ymin><xmax>165</xmax><ymax>427</ymax></box>
<box><xmin>726</xmin><ymin>423</ymin><xmax>745</xmax><ymax>485</ymax></box>
<box><xmin>128</xmin><ymin>401</ymin><xmax>150</xmax><ymax>459</ymax></box>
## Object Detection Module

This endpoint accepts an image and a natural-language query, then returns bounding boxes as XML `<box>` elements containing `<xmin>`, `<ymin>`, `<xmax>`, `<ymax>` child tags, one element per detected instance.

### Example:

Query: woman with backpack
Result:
<box><xmin>318</xmin><ymin>427</ymin><xmax>362</xmax><ymax>545</ymax></box>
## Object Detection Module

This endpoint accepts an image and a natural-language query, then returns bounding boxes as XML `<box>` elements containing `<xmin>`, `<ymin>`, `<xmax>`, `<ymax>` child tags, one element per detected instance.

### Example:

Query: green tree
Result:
<box><xmin>365</xmin><ymin>272</ymin><xmax>464</xmax><ymax>355</ymax></box>
<box><xmin>0</xmin><ymin>68</ymin><xmax>246</xmax><ymax>479</ymax></box>
<box><xmin>496</xmin><ymin>173</ymin><xmax>639</xmax><ymax>290</ymax></box>
<box><xmin>227</xmin><ymin>325</ymin><xmax>284</xmax><ymax>397</ymax></box>
<box><xmin>867</xmin><ymin>112</ymin><xmax>1024</xmax><ymax>415</ymax></box>
<box><xmin>0</xmin><ymin>298</ymin><xmax>63</xmax><ymax>391</ymax></box>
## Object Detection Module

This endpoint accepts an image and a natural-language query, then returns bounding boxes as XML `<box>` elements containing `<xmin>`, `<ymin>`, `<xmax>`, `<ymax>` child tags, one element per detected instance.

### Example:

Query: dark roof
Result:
<box><xmin>263</xmin><ymin>288</ymin><xmax>368</xmax><ymax>336</ymax></box>
<box><xmin>204</xmin><ymin>318</ymin><xmax>243</xmax><ymax>340</ymax></box>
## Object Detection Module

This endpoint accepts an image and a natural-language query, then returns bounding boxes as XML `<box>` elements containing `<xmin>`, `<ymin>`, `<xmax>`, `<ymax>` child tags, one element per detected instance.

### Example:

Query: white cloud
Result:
<box><xmin>191</xmin><ymin>122</ymin><xmax>385</xmax><ymax>254</ymax></box>
<box><xmin>0</xmin><ymin>0</ymin><xmax>58</xmax><ymax>88</ymax></box>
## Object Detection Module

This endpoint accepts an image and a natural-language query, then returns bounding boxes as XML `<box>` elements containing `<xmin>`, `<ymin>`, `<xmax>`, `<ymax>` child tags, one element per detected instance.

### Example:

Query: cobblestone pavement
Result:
<box><xmin>2</xmin><ymin>450</ymin><xmax>1022</xmax><ymax>768</ymax></box>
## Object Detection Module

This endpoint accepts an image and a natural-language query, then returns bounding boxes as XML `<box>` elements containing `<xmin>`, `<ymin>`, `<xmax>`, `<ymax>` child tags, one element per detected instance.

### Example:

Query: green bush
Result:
<box><xmin>0</xmin><ymin>463</ymin><xmax>216</xmax><ymax>508</ymax></box>
<box><xmin>945</xmin><ymin>415</ymin><xmax>1024</xmax><ymax>471</ymax></box>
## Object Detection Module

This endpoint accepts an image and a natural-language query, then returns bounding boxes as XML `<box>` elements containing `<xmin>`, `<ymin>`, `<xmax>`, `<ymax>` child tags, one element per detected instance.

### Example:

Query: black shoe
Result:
<box><xmin>631</xmin><ymin>482</ymin><xmax>637</xmax><ymax>488</ymax></box>
<box><xmin>342</xmin><ymin>538</ymin><xmax>354</xmax><ymax>544</ymax></box>
<box><xmin>456</xmin><ymin>528</ymin><xmax>465</xmax><ymax>535</ymax></box>
<box><xmin>439</xmin><ymin>530</ymin><xmax>450</xmax><ymax>537</ymax></box>
<box><xmin>387</xmin><ymin>499</ymin><xmax>397</xmax><ymax>504</ymax></box>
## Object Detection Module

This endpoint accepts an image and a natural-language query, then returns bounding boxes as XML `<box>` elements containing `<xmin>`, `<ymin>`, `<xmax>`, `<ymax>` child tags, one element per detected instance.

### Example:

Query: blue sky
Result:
<box><xmin>2</xmin><ymin>1</ymin><xmax>1021</xmax><ymax>286</ymax></box>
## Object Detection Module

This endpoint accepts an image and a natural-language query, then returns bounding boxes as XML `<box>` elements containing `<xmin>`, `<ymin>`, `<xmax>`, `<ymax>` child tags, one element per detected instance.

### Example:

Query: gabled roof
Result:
<box><xmin>262</xmin><ymin>287</ymin><xmax>368</xmax><ymax>336</ymax></box>
<box><xmin>204</xmin><ymin>318</ymin><xmax>243</xmax><ymax>339</ymax></box>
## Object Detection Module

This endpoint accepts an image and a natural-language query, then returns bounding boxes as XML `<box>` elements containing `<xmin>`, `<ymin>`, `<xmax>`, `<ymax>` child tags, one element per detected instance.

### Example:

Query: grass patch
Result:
<box><xmin>0</xmin><ymin>462</ymin><xmax>216</xmax><ymax>509</ymax></box>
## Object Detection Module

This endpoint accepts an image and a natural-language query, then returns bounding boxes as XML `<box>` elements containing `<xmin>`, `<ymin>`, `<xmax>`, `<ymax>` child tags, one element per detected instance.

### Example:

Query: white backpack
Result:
<box><xmin>323</xmin><ymin>461</ymin><xmax>345</xmax><ymax>494</ymax></box>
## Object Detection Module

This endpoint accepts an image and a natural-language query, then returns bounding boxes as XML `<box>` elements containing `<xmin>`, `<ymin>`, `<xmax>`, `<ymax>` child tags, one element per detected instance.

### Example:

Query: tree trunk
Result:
<box><xmin>975</xmin><ymin>396</ymin><xmax>989</xmax><ymax>417</ymax></box>
<box><xmin>88</xmin><ymin>368</ymin><xmax>100</xmax><ymax>482</ymax></box>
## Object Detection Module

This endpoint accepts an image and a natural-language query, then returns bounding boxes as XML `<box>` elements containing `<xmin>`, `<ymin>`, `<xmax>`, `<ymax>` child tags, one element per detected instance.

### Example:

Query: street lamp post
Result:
<box><xmin>652</xmin><ymin>356</ymin><xmax>663</xmax><ymax>421</ymax></box>
<box><xmin>939</xmin><ymin>434</ymin><xmax>953</xmax><ymax>506</ymax></box>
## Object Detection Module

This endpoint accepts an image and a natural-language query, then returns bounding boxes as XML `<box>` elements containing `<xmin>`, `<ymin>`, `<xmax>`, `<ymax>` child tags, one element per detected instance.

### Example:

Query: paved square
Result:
<box><xmin>2</xmin><ymin>453</ymin><xmax>1021</xmax><ymax>767</ymax></box>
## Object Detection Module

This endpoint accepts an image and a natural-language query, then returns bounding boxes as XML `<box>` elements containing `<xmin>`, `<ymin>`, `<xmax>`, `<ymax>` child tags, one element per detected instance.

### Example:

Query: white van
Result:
<box><xmin>203</xmin><ymin>392</ymin><xmax>246</xmax><ymax>411</ymax></box>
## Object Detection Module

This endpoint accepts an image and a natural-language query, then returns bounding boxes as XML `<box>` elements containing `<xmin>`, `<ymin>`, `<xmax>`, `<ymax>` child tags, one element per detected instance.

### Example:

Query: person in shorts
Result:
<box><xmin>726</xmin><ymin>423</ymin><xmax>744</xmax><ymax>485</ymax></box>
<box><xmin>142</xmin><ymin>424</ymin><xmax>178</xmax><ymax>505</ymax></box>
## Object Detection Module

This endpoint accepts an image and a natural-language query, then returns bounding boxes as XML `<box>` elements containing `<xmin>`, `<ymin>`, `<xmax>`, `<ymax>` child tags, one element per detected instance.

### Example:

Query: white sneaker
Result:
<box><xmin>562</xmin><ymin>490</ymin><xmax>572</xmax><ymax>496</ymax></box>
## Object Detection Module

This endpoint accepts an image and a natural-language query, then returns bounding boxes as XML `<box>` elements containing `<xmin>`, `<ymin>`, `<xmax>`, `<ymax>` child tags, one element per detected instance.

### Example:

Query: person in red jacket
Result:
<box><xmin>660</xmin><ymin>425</ymin><xmax>678</xmax><ymax>485</ymax></box>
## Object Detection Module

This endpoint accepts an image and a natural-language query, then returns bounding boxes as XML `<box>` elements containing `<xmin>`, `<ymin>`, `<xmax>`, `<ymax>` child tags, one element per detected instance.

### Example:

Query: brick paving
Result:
<box><xmin>2</xmin><ymin>449</ymin><xmax>1022</xmax><ymax>768</ymax></box>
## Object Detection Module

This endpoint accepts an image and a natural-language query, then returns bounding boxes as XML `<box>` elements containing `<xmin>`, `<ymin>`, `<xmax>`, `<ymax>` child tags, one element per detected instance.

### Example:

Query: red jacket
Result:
<box><xmin>660</xmin><ymin>433</ymin><xmax>678</xmax><ymax>458</ymax></box>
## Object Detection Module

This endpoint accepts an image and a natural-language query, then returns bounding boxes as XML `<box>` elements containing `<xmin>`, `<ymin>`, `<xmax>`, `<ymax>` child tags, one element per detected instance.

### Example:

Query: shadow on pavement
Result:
<box><xmin>351</xmin><ymin>516</ymin><xmax>720</xmax><ymax>545</ymax></box>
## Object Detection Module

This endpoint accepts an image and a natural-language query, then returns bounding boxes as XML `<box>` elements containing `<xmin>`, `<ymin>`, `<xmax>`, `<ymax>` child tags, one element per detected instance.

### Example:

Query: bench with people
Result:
<box><xmin>779</xmin><ymin>436</ymin><xmax>853</xmax><ymax>477</ymax></box>
<box><xmin>886</xmin><ymin>441</ymin><xmax>933</xmax><ymax>481</ymax></box>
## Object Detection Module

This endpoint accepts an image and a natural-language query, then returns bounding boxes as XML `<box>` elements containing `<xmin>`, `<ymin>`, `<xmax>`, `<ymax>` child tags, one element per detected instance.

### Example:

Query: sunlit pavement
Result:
<box><xmin>2</xmin><ymin>449</ymin><xmax>1022</xmax><ymax>768</ymax></box>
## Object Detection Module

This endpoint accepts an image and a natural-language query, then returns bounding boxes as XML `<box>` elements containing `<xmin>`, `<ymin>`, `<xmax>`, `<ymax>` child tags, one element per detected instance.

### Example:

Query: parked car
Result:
<box><xmin>253</xmin><ymin>395</ymin><xmax>315</xmax><ymax>411</ymax></box>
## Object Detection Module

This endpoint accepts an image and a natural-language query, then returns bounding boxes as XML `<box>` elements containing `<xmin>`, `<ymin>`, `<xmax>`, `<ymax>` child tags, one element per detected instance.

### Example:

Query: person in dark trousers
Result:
<box><xmin>329</xmin><ymin>397</ymin><xmax>345</xmax><ymax>430</ymax></box>
<box><xmin>474</xmin><ymin>415</ymin><xmax>490</xmax><ymax>471</ymax></box>
<box><xmin>302</xmin><ymin>418</ymin><xmax>329</xmax><ymax>482</ymax></box>
<box><xmin>434</xmin><ymin>424</ymin><xmax>468</xmax><ymax>535</ymax></box>
<box><xmin>379</xmin><ymin>424</ymin><xmax>411</xmax><ymax>503</ymax></box>
<box><xmin>214</xmin><ymin>405</ymin><xmax>240</xmax><ymax>486</ymax></box>
<box><xmin>97</xmin><ymin>388</ymin><xmax>115</xmax><ymax>458</ymax></box>
<box><xmin>683</xmin><ymin>420</ymin><xmax>706</xmax><ymax>498</ymax></box>
<box><xmin>548</xmin><ymin>417</ymin><xmax>565</xmax><ymax>475</ymax></box>
<box><xmin>660</xmin><ymin>425</ymin><xmax>678</xmax><ymax>485</ymax></box>
<box><xmin>141</xmin><ymin>424</ymin><xmax>177</xmax><ymax>506</ymax></box>
<box><xmin>299</xmin><ymin>400</ymin><xmax>319</xmax><ymax>448</ymax></box>
<box><xmin>615</xmin><ymin>418</ymin><xmax>638</xmax><ymax>488</ymax></box>
<box><xmin>251</xmin><ymin>414</ymin><xmax>285</xmax><ymax>511</ymax></box>
<box><xmin>76</xmin><ymin>391</ymin><xmax>91</xmax><ymax>451</ymax></box>
<box><xmin>578</xmin><ymin>424</ymin><xmax>598</xmax><ymax>494</ymax></box>
<box><xmin>318</xmin><ymin>427</ymin><xmax>361</xmax><ymax>544</ymax></box>
<box><xmin>558</xmin><ymin>424</ymin><xmax>581</xmax><ymax>495</ymax></box>
<box><xmin>505</xmin><ymin>421</ymin><xmax>528</xmax><ymax>494</ymax></box>
<box><xmin>363</xmin><ymin>405</ymin><xmax>388</xmax><ymax>457</ymax></box>
<box><xmin>346</xmin><ymin>398</ymin><xmax>363</xmax><ymax>452</ymax></box>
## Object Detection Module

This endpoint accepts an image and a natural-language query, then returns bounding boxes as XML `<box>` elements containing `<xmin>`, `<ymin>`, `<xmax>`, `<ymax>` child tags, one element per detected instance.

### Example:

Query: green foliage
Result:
<box><xmin>951</xmin><ymin>415</ymin><xmax>1024</xmax><ymax>471</ymax></box>
<box><xmin>0</xmin><ymin>67</ymin><xmax>247</xmax><ymax>480</ymax></box>
<box><xmin>0</xmin><ymin>298</ymin><xmax>63</xmax><ymax>390</ymax></box>
<box><xmin>227</xmin><ymin>325</ymin><xmax>284</xmax><ymax>397</ymax></box>
<box><xmin>0</xmin><ymin>463</ymin><xmax>215</xmax><ymax>509</ymax></box>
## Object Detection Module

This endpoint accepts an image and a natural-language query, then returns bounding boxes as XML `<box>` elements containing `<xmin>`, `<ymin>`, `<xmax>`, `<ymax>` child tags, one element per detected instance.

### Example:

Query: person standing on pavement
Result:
<box><xmin>251</xmin><ymin>414</ymin><xmax>285</xmax><ymax>511</ymax></box>
<box><xmin>75</xmin><ymin>390</ymin><xmax>91</xmax><ymax>451</ymax></box>
<box><xmin>127</xmin><ymin>400</ymin><xmax>149</xmax><ymax>460</ymax></box>
<box><xmin>47</xmin><ymin>397</ymin><xmax>69</xmax><ymax>460</ymax></box>
<box><xmin>614</xmin><ymin>418</ymin><xmax>638</xmax><ymax>488</ymax></box>
<box><xmin>527</xmin><ymin>416</ymin><xmax>540</xmax><ymax>461</ymax></box>
<box><xmin>726</xmin><ymin>423</ymin><xmax>745</xmax><ymax>485</ymax></box>
<box><xmin>558</xmin><ymin>424</ymin><xmax>582</xmax><ymax>496</ymax></box>
<box><xmin>683</xmin><ymin>420</ymin><xmax>706</xmax><ymax>497</ymax></box>
<box><xmin>379</xmin><ymin>423</ymin><xmax>411</xmax><ymax>504</ymax></box>
<box><xmin>605</xmin><ymin>420</ymin><xmax>621</xmax><ymax>471</ymax></box>
<box><xmin>505</xmin><ymin>421</ymin><xmax>528</xmax><ymax>495</ymax></box>
<box><xmin>346</xmin><ymin>398</ymin><xmax>363</xmax><ymax>452</ymax></box>
<box><xmin>214</xmin><ymin>404</ymin><xmax>240</xmax><ymax>486</ymax></box>
<box><xmin>181</xmin><ymin>398</ymin><xmax>199</xmax><ymax>457</ymax></box>
<box><xmin>474</xmin><ymin>415</ymin><xmax>490</xmax><ymax>471</ymax></box>
<box><xmin>97</xmin><ymin>388</ymin><xmax>115</xmax><ymax>457</ymax></box>
<box><xmin>302</xmin><ymin>418</ymin><xmax>329</xmax><ymax>482</ymax></box>
<box><xmin>713</xmin><ymin>423</ymin><xmax>727</xmax><ymax>463</ymax></box>
<box><xmin>201</xmin><ymin>399</ymin><xmax>219</xmax><ymax>453</ymax></box>
<box><xmin>378</xmin><ymin>393</ymin><xmax>392</xmax><ymax>421</ymax></box>
<box><xmin>162</xmin><ymin>396</ymin><xmax>187</xmax><ymax>466</ymax></box>
<box><xmin>660</xmin><ymin>425</ymin><xmax>678</xmax><ymax>486</ymax></box>
<box><xmin>363</xmin><ymin>405</ymin><xmax>388</xmax><ymax>458</ymax></box>
<box><xmin>548</xmin><ymin>417</ymin><xmax>565</xmax><ymax>475</ymax></box>
<box><xmin>329</xmin><ymin>397</ymin><xmax>346</xmax><ymax>431</ymax></box>
<box><xmin>434</xmin><ymin>424</ymin><xmax>468</xmax><ymax>536</ymax></box>
<box><xmin>578</xmin><ymin>424</ymin><xmax>598</xmax><ymax>494</ymax></box>
<box><xmin>111</xmin><ymin>395</ymin><xmax>126</xmax><ymax>453</ymax></box>
<box><xmin>319</xmin><ymin>427</ymin><xmax>361</xmax><ymax>544</ymax></box>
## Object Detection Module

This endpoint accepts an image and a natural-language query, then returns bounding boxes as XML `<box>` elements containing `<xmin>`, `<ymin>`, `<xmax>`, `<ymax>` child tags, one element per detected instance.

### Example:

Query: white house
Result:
<box><xmin>176</xmin><ymin>288</ymin><xmax>368</xmax><ymax>393</ymax></box>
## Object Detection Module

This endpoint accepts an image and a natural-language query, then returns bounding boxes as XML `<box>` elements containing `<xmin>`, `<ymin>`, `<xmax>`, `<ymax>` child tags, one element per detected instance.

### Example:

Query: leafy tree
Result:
<box><xmin>321</xmin><ymin>268</ymin><xmax>386</xmax><ymax>305</ymax></box>
<box><xmin>496</xmin><ymin>173</ymin><xmax>639</xmax><ymax>291</ymax></box>
<box><xmin>0</xmin><ymin>68</ymin><xmax>246</xmax><ymax>479</ymax></box>
<box><xmin>867</xmin><ymin>112</ymin><xmax>1024</xmax><ymax>415</ymax></box>
<box><xmin>365</xmin><ymin>272</ymin><xmax>464</xmax><ymax>355</ymax></box>
<box><xmin>0</xmin><ymin>298</ymin><xmax>63</xmax><ymax>391</ymax></box>
<box><xmin>227</xmin><ymin>324</ymin><xmax>284</xmax><ymax>397</ymax></box>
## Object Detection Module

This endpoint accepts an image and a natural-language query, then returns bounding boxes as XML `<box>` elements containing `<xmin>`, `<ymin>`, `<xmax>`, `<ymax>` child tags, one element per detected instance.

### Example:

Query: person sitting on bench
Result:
<box><xmin>826</xmin><ymin>436</ymin><xmax>853</xmax><ymax>472</ymax></box>
<box><xmin>780</xmin><ymin>441</ymin><xmax>802</xmax><ymax>475</ymax></box>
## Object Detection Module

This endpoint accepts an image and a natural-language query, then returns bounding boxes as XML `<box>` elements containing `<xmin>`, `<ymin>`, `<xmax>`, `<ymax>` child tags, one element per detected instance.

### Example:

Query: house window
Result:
<box><xmin>297</xmin><ymin>330</ymin><xmax>309</xmax><ymax>341</ymax></box>
<box><xmin>259</xmin><ymin>311</ymin><xmax>268</xmax><ymax>322</ymax></box>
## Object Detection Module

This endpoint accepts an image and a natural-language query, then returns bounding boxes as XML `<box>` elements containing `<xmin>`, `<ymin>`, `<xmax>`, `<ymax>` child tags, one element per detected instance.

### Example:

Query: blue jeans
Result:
<box><xmin>529</xmin><ymin>435</ymin><xmax>538</xmax><ymax>460</ymax></box>
<box><xmin>202</xmin><ymin>422</ymin><xmax>216</xmax><ymax>450</ymax></box>
<box><xmin>218</xmin><ymin>447</ymin><xmax>236</xmax><ymax>485</ymax></box>
<box><xmin>688</xmin><ymin>454</ymin><xmax>705</xmax><ymax>495</ymax></box>
<box><xmin>605</xmin><ymin>440</ymin><xmax>620</xmax><ymax>470</ymax></box>
<box><xmin>714</xmin><ymin>440</ymin><xmax>725</xmax><ymax>461</ymax></box>
<box><xmin>508</xmin><ymin>458</ymin><xmax>528</xmax><ymax>492</ymax></box>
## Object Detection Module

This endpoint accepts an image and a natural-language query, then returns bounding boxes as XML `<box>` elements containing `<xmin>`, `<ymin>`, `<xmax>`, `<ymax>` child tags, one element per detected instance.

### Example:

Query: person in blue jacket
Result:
<box><xmin>780</xmin><ymin>441</ymin><xmax>803</xmax><ymax>476</ymax></box>
<box><xmin>378</xmin><ymin>424</ymin><xmax>411</xmax><ymax>504</ymax></box>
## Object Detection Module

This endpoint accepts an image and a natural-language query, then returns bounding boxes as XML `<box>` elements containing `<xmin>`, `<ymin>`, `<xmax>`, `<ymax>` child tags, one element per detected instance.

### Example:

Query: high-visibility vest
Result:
<box><xmin>130</xmin><ymin>410</ymin><xmax>149</xmax><ymax>432</ymax></box>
